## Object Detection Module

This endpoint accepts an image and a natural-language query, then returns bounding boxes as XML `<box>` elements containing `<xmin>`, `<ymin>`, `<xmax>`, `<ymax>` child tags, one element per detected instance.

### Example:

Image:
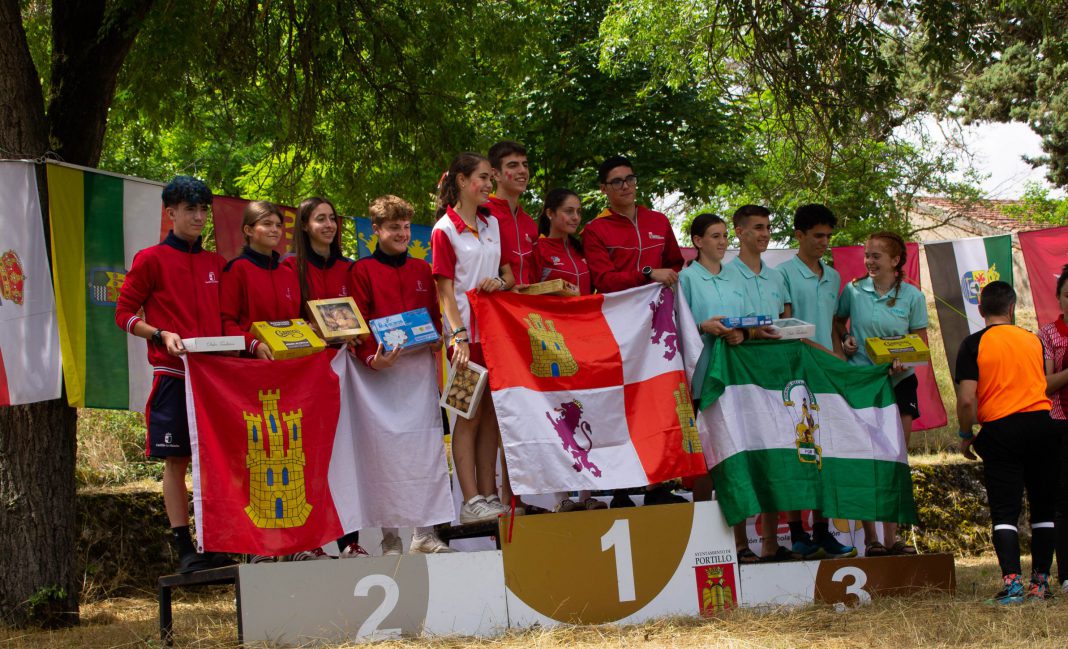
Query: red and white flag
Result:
<box><xmin>185</xmin><ymin>349</ymin><xmax>452</xmax><ymax>555</ymax></box>
<box><xmin>1019</xmin><ymin>226</ymin><xmax>1068</xmax><ymax>327</ymax></box>
<box><xmin>473</xmin><ymin>284</ymin><xmax>707</xmax><ymax>495</ymax></box>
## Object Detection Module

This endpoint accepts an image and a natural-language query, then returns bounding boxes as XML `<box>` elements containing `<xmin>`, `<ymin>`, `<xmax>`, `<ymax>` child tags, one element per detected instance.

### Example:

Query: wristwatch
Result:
<box><xmin>151</xmin><ymin>329</ymin><xmax>164</xmax><ymax>346</ymax></box>
<box><xmin>641</xmin><ymin>266</ymin><xmax>653</xmax><ymax>280</ymax></box>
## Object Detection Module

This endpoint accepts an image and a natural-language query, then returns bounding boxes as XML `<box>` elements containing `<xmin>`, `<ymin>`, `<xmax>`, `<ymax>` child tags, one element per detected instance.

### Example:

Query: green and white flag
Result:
<box><xmin>698</xmin><ymin>340</ymin><xmax>917</xmax><ymax>527</ymax></box>
<box><xmin>924</xmin><ymin>235</ymin><xmax>1013</xmax><ymax>372</ymax></box>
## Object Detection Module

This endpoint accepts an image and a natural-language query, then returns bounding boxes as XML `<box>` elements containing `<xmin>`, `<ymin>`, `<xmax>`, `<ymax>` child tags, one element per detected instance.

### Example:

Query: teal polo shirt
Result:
<box><xmin>776</xmin><ymin>255</ymin><xmax>841</xmax><ymax>350</ymax></box>
<box><xmin>679</xmin><ymin>260</ymin><xmax>748</xmax><ymax>398</ymax></box>
<box><xmin>835</xmin><ymin>277</ymin><xmax>928</xmax><ymax>383</ymax></box>
<box><xmin>724</xmin><ymin>256</ymin><xmax>787</xmax><ymax>319</ymax></box>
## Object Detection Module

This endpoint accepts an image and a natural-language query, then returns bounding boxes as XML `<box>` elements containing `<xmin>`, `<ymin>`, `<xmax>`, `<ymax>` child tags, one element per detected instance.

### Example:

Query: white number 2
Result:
<box><xmin>353</xmin><ymin>574</ymin><xmax>402</xmax><ymax>639</ymax></box>
<box><xmin>830</xmin><ymin>566</ymin><xmax>872</xmax><ymax>605</ymax></box>
<box><xmin>600</xmin><ymin>519</ymin><xmax>636</xmax><ymax>602</ymax></box>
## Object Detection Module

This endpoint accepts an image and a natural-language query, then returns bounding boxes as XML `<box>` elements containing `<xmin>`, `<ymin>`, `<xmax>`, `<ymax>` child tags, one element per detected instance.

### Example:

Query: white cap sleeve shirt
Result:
<box><xmin>430</xmin><ymin>207</ymin><xmax>502</xmax><ymax>343</ymax></box>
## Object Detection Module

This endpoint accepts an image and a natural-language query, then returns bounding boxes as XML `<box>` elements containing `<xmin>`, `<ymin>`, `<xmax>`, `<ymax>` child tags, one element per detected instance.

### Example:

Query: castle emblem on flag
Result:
<box><xmin>526</xmin><ymin>312</ymin><xmax>578</xmax><ymax>377</ymax></box>
<box><xmin>783</xmin><ymin>380</ymin><xmax>822</xmax><ymax>468</ymax></box>
<box><xmin>546</xmin><ymin>400</ymin><xmax>601</xmax><ymax>477</ymax></box>
<box><xmin>244</xmin><ymin>389</ymin><xmax>313</xmax><ymax>528</ymax></box>
<box><xmin>0</xmin><ymin>249</ymin><xmax>25</xmax><ymax>305</ymax></box>
<box><xmin>674</xmin><ymin>382</ymin><xmax>702</xmax><ymax>454</ymax></box>
<box><xmin>649</xmin><ymin>288</ymin><xmax>678</xmax><ymax>360</ymax></box>
<box><xmin>87</xmin><ymin>267</ymin><xmax>126</xmax><ymax>306</ymax></box>
<box><xmin>961</xmin><ymin>263</ymin><xmax>1001</xmax><ymax>305</ymax></box>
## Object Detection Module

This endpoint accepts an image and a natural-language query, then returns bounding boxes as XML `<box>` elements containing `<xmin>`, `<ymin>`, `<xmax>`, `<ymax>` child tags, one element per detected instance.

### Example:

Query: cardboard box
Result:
<box><xmin>306</xmin><ymin>296</ymin><xmax>370</xmax><ymax>342</ymax></box>
<box><xmin>370</xmin><ymin>308</ymin><xmax>441</xmax><ymax>352</ymax></box>
<box><xmin>181</xmin><ymin>336</ymin><xmax>246</xmax><ymax>353</ymax></box>
<box><xmin>440</xmin><ymin>360</ymin><xmax>488</xmax><ymax>420</ymax></box>
<box><xmin>516</xmin><ymin>279</ymin><xmax>580</xmax><ymax>297</ymax></box>
<box><xmin>771</xmin><ymin>318</ymin><xmax>816</xmax><ymax>340</ymax></box>
<box><xmin>865</xmin><ymin>334</ymin><xmax>931</xmax><ymax>366</ymax></box>
<box><xmin>721</xmin><ymin>315</ymin><xmax>774</xmax><ymax>329</ymax></box>
<box><xmin>250</xmin><ymin>319</ymin><xmax>326</xmax><ymax>360</ymax></box>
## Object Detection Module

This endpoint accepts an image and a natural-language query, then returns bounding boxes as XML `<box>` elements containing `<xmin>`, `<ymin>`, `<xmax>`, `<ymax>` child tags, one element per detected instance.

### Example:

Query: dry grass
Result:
<box><xmin>1</xmin><ymin>556</ymin><xmax>1064</xmax><ymax>649</ymax></box>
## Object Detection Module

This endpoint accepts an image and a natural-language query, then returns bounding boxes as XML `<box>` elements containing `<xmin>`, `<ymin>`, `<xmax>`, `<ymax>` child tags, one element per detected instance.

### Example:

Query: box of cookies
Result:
<box><xmin>440</xmin><ymin>360</ymin><xmax>489</xmax><ymax>420</ymax></box>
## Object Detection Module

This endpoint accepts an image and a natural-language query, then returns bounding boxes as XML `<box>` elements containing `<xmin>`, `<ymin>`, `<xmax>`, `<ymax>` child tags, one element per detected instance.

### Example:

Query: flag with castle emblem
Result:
<box><xmin>185</xmin><ymin>347</ymin><xmax>452</xmax><ymax>555</ymax></box>
<box><xmin>472</xmin><ymin>284</ymin><xmax>707</xmax><ymax>494</ymax></box>
<box><xmin>697</xmin><ymin>340</ymin><xmax>918</xmax><ymax>527</ymax></box>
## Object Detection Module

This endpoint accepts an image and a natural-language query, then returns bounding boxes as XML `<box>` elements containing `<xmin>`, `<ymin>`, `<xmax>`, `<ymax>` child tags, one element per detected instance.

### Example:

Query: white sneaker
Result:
<box><xmin>290</xmin><ymin>547</ymin><xmax>332</xmax><ymax>561</ymax></box>
<box><xmin>381</xmin><ymin>532</ymin><xmax>403</xmax><ymax>556</ymax></box>
<box><xmin>410</xmin><ymin>533</ymin><xmax>456</xmax><ymax>554</ymax></box>
<box><xmin>459</xmin><ymin>495</ymin><xmax>502</xmax><ymax>524</ymax></box>
<box><xmin>339</xmin><ymin>542</ymin><xmax>369</xmax><ymax>558</ymax></box>
<box><xmin>554</xmin><ymin>499</ymin><xmax>578</xmax><ymax>513</ymax></box>
<box><xmin>485</xmin><ymin>495</ymin><xmax>515</xmax><ymax>516</ymax></box>
<box><xmin>1061</xmin><ymin>579</ymin><xmax>1068</xmax><ymax>594</ymax></box>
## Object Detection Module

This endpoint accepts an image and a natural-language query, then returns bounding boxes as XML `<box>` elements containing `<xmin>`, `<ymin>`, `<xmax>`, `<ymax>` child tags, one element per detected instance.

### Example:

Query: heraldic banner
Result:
<box><xmin>698</xmin><ymin>340</ymin><xmax>918</xmax><ymax>527</ymax></box>
<box><xmin>186</xmin><ymin>348</ymin><xmax>452</xmax><ymax>555</ymax></box>
<box><xmin>473</xmin><ymin>284</ymin><xmax>707</xmax><ymax>495</ymax></box>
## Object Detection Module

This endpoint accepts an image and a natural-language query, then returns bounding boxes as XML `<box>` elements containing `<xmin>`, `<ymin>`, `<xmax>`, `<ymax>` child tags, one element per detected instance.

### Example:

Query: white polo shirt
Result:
<box><xmin>430</xmin><ymin>205</ymin><xmax>502</xmax><ymax>342</ymax></box>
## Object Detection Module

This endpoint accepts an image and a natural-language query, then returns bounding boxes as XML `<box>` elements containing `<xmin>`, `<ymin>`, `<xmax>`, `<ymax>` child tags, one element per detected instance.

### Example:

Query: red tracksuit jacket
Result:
<box><xmin>115</xmin><ymin>231</ymin><xmax>225</xmax><ymax>379</ymax></box>
<box><xmin>281</xmin><ymin>246</ymin><xmax>355</xmax><ymax>306</ymax></box>
<box><xmin>486</xmin><ymin>195</ymin><xmax>539</xmax><ymax>285</ymax></box>
<box><xmin>221</xmin><ymin>246</ymin><xmax>302</xmax><ymax>353</ymax></box>
<box><xmin>350</xmin><ymin>248</ymin><xmax>442</xmax><ymax>367</ymax></box>
<box><xmin>580</xmin><ymin>205</ymin><xmax>684</xmax><ymax>293</ymax></box>
<box><xmin>531</xmin><ymin>235</ymin><xmax>592</xmax><ymax>296</ymax></box>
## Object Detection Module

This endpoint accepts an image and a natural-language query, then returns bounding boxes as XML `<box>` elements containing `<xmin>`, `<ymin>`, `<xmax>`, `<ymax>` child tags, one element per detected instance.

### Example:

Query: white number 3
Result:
<box><xmin>830</xmin><ymin>566</ymin><xmax>871</xmax><ymax>605</ymax></box>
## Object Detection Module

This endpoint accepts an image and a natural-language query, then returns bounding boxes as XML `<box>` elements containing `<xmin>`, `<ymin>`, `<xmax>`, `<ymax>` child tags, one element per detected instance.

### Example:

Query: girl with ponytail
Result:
<box><xmin>833</xmin><ymin>230</ymin><xmax>928</xmax><ymax>557</ymax></box>
<box><xmin>430</xmin><ymin>152</ymin><xmax>516</xmax><ymax>525</ymax></box>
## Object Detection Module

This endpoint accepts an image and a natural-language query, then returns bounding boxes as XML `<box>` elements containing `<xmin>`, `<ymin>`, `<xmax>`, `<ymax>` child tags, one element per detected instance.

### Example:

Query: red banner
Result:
<box><xmin>830</xmin><ymin>244</ymin><xmax>948</xmax><ymax>431</ymax></box>
<box><xmin>211</xmin><ymin>196</ymin><xmax>297</xmax><ymax>261</ymax></box>
<box><xmin>1019</xmin><ymin>226</ymin><xmax>1068</xmax><ymax>327</ymax></box>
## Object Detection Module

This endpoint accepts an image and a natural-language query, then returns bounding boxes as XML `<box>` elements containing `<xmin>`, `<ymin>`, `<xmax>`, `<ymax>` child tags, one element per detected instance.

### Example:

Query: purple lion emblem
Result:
<box><xmin>649</xmin><ymin>287</ymin><xmax>678</xmax><ymax>360</ymax></box>
<box><xmin>546</xmin><ymin>400</ymin><xmax>602</xmax><ymax>477</ymax></box>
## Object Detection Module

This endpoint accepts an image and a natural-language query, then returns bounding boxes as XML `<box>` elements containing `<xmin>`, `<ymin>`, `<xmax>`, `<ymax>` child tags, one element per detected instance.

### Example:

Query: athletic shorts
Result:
<box><xmin>893</xmin><ymin>373</ymin><xmax>920</xmax><ymax>420</ymax></box>
<box><xmin>145</xmin><ymin>375</ymin><xmax>191</xmax><ymax>458</ymax></box>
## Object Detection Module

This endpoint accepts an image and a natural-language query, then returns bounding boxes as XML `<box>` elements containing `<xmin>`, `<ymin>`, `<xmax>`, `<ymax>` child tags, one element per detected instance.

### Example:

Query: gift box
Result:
<box><xmin>865</xmin><ymin>334</ymin><xmax>931</xmax><ymax>366</ymax></box>
<box><xmin>720</xmin><ymin>315</ymin><xmax>773</xmax><ymax>328</ymax></box>
<box><xmin>370</xmin><ymin>307</ymin><xmax>441</xmax><ymax>352</ymax></box>
<box><xmin>440</xmin><ymin>360</ymin><xmax>488</xmax><ymax>420</ymax></box>
<box><xmin>516</xmin><ymin>279</ymin><xmax>580</xmax><ymax>297</ymax></box>
<box><xmin>770</xmin><ymin>318</ymin><xmax>816</xmax><ymax>340</ymax></box>
<box><xmin>306</xmin><ymin>296</ymin><xmax>370</xmax><ymax>342</ymax></box>
<box><xmin>181</xmin><ymin>336</ymin><xmax>246</xmax><ymax>352</ymax></box>
<box><xmin>250</xmin><ymin>319</ymin><xmax>326</xmax><ymax>359</ymax></box>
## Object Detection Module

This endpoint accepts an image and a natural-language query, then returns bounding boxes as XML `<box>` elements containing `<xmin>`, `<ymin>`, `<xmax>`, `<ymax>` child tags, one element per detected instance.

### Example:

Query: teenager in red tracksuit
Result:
<box><xmin>581</xmin><ymin>155</ymin><xmax>684</xmax><ymax>294</ymax></box>
<box><xmin>486</xmin><ymin>140</ymin><xmax>539</xmax><ymax>286</ymax></box>
<box><xmin>532</xmin><ymin>188</ymin><xmax>592</xmax><ymax>296</ymax></box>
<box><xmin>350</xmin><ymin>194</ymin><xmax>454</xmax><ymax>554</ymax></box>
<box><xmin>220</xmin><ymin>201</ymin><xmax>302</xmax><ymax>359</ymax></box>
<box><xmin>115</xmin><ymin>175</ymin><xmax>234</xmax><ymax>574</ymax></box>
<box><xmin>580</xmin><ymin>155</ymin><xmax>686</xmax><ymax>509</ymax></box>
<box><xmin>282</xmin><ymin>196</ymin><xmax>354</xmax><ymax>310</ymax></box>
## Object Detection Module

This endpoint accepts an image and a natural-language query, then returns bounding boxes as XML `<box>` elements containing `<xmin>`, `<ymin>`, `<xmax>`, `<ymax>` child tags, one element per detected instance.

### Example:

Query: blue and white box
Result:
<box><xmin>720</xmin><ymin>315</ymin><xmax>773</xmax><ymax>329</ymax></box>
<box><xmin>370</xmin><ymin>308</ymin><xmax>441</xmax><ymax>352</ymax></box>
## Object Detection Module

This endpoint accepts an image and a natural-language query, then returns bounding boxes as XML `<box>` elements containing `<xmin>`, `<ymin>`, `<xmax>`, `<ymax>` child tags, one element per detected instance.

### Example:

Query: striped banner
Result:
<box><xmin>924</xmin><ymin>235</ymin><xmax>1013</xmax><ymax>371</ymax></box>
<box><xmin>47</xmin><ymin>162</ymin><xmax>163</xmax><ymax>410</ymax></box>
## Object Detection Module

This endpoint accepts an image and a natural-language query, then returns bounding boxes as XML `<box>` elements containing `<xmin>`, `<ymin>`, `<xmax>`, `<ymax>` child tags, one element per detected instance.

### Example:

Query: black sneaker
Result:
<box><xmin>205</xmin><ymin>552</ymin><xmax>238</xmax><ymax>568</ymax></box>
<box><xmin>177</xmin><ymin>552</ymin><xmax>221</xmax><ymax>574</ymax></box>
<box><xmin>643</xmin><ymin>484</ymin><xmax>687</xmax><ymax>506</ymax></box>
<box><xmin>609</xmin><ymin>491</ymin><xmax>636</xmax><ymax>508</ymax></box>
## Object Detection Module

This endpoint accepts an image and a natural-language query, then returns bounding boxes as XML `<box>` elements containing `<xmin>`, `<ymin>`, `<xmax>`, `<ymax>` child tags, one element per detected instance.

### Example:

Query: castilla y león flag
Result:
<box><xmin>185</xmin><ymin>350</ymin><xmax>348</xmax><ymax>555</ymax></box>
<box><xmin>473</xmin><ymin>284</ymin><xmax>707</xmax><ymax>495</ymax></box>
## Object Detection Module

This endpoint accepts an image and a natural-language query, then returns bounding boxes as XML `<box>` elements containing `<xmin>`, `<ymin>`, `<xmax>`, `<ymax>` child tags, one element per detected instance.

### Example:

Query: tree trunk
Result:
<box><xmin>0</xmin><ymin>0</ymin><xmax>80</xmax><ymax>628</ymax></box>
<box><xmin>0</xmin><ymin>0</ymin><xmax>152</xmax><ymax>627</ymax></box>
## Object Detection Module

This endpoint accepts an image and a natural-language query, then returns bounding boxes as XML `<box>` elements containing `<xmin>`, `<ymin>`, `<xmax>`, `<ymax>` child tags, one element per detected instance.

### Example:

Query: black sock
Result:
<box><xmin>337</xmin><ymin>531</ymin><xmax>360</xmax><ymax>550</ymax></box>
<box><xmin>1031</xmin><ymin>525</ymin><xmax>1056</xmax><ymax>576</ymax></box>
<box><xmin>788</xmin><ymin>521</ymin><xmax>807</xmax><ymax>544</ymax></box>
<box><xmin>992</xmin><ymin>527</ymin><xmax>1021</xmax><ymax>576</ymax></box>
<box><xmin>812</xmin><ymin>521</ymin><xmax>830</xmax><ymax>542</ymax></box>
<box><xmin>172</xmin><ymin>525</ymin><xmax>196</xmax><ymax>558</ymax></box>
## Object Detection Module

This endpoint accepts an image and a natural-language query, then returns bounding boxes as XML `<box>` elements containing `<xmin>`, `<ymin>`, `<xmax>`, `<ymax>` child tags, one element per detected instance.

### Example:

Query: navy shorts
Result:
<box><xmin>893</xmin><ymin>373</ymin><xmax>920</xmax><ymax>420</ymax></box>
<box><xmin>145</xmin><ymin>375</ymin><xmax>191</xmax><ymax>458</ymax></box>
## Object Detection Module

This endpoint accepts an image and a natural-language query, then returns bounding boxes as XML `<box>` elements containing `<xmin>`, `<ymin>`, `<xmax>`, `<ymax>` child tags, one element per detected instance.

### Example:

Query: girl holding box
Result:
<box><xmin>284</xmin><ymin>196</ymin><xmax>354</xmax><ymax>308</ymax></box>
<box><xmin>430</xmin><ymin>152</ymin><xmax>515</xmax><ymax>524</ymax></box>
<box><xmin>834</xmin><ymin>230</ymin><xmax>927</xmax><ymax>557</ymax></box>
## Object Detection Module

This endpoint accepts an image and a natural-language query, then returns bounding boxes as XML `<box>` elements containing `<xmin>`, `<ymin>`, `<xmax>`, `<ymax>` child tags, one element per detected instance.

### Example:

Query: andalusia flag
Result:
<box><xmin>47</xmin><ymin>162</ymin><xmax>164</xmax><ymax>409</ymax></box>
<box><xmin>924</xmin><ymin>235</ymin><xmax>1013</xmax><ymax>371</ymax></box>
<box><xmin>699</xmin><ymin>340</ymin><xmax>917</xmax><ymax>526</ymax></box>
<box><xmin>473</xmin><ymin>284</ymin><xmax>707</xmax><ymax>495</ymax></box>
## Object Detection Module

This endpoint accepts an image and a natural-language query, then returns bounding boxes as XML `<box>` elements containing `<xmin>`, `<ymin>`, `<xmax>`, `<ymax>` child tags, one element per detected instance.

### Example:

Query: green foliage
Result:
<box><xmin>998</xmin><ymin>181</ymin><xmax>1068</xmax><ymax>225</ymax></box>
<box><xmin>76</xmin><ymin>409</ymin><xmax>161</xmax><ymax>487</ymax></box>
